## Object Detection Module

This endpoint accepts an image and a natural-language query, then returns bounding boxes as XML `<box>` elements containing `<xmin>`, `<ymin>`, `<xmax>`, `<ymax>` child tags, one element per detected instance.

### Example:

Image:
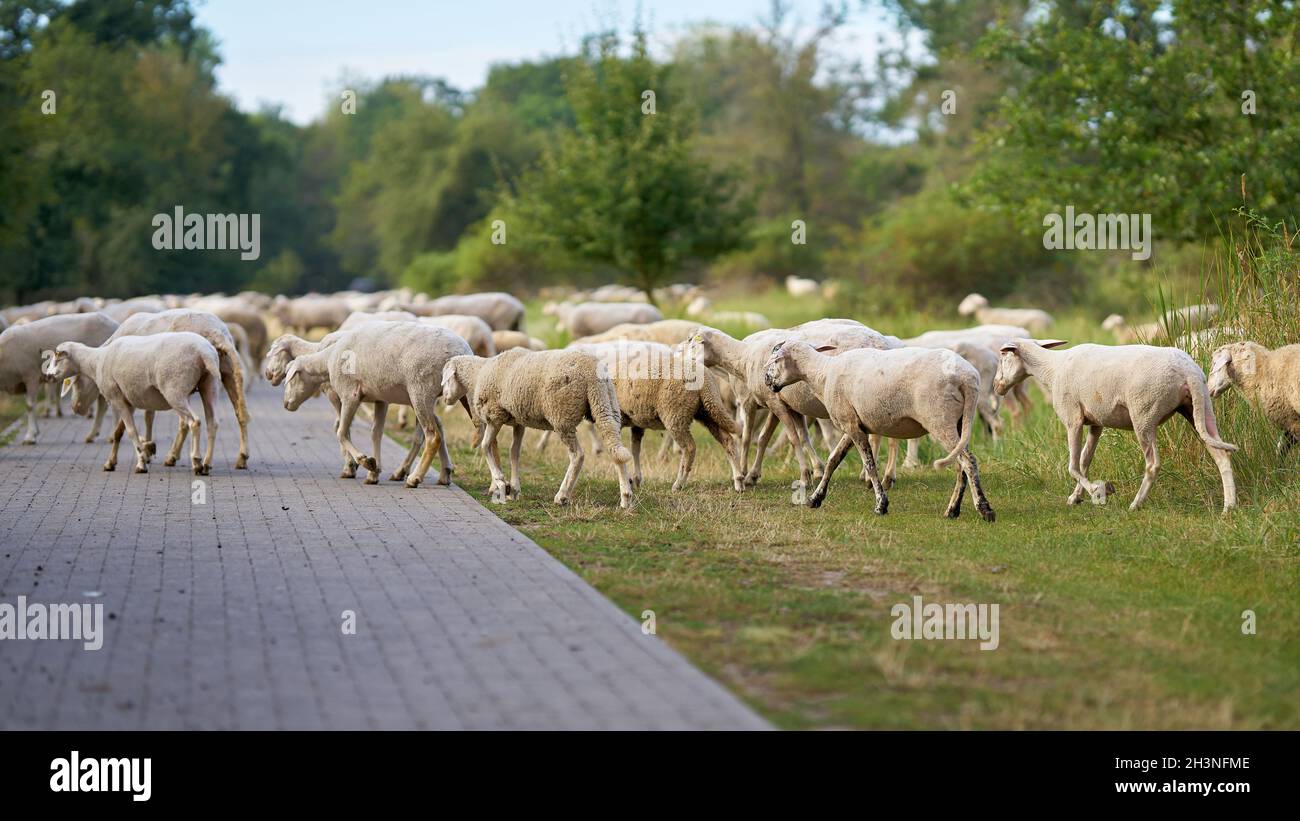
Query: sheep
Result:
<box><xmin>0</xmin><ymin>312</ymin><xmax>119</xmax><ymax>444</ymax></box>
<box><xmin>572</xmin><ymin>319</ymin><xmax>701</xmax><ymax>347</ymax></box>
<box><xmin>958</xmin><ymin>294</ymin><xmax>1054</xmax><ymax>332</ymax></box>
<box><xmin>191</xmin><ymin>295</ymin><xmax>270</xmax><ymax>361</ymax></box>
<box><xmin>441</xmin><ymin>348</ymin><xmax>635</xmax><ymax>508</ymax></box>
<box><xmin>68</xmin><ymin>309</ymin><xmax>252</xmax><ymax>468</ymax></box>
<box><xmin>570</xmin><ymin>340</ymin><xmax>745</xmax><ymax>491</ymax></box>
<box><xmin>419</xmin><ymin>314</ymin><xmax>497</xmax><ymax>357</ymax></box>
<box><xmin>99</xmin><ymin>298</ymin><xmax>166</xmax><ymax>323</ymax></box>
<box><xmin>546</xmin><ymin>301</ymin><xmax>663</xmax><ymax>338</ymax></box>
<box><xmin>785</xmin><ymin>275</ymin><xmax>821</xmax><ymax>298</ymax></box>
<box><xmin>1208</xmin><ymin>342</ymin><xmax>1300</xmax><ymax>457</ymax></box>
<box><xmin>679</xmin><ymin>298</ymin><xmax>772</xmax><ymax>331</ymax></box>
<box><xmin>44</xmin><ymin>332</ymin><xmax>221</xmax><ymax>475</ymax></box>
<box><xmin>763</xmin><ymin>340</ymin><xmax>995</xmax><ymax>520</ymax></box>
<box><xmin>491</xmin><ymin>330</ymin><xmax>547</xmax><ymax>352</ymax></box>
<box><xmin>685</xmin><ymin>319</ymin><xmax>903</xmax><ymax>495</ymax></box>
<box><xmin>1</xmin><ymin>301</ymin><xmax>57</xmax><ymax>326</ymax></box>
<box><xmin>225</xmin><ymin>322</ymin><xmax>258</xmax><ymax>390</ymax></box>
<box><xmin>424</xmin><ymin>292</ymin><xmax>526</xmax><ymax>331</ymax></box>
<box><xmin>272</xmin><ymin>294</ymin><xmax>351</xmax><ymax>336</ymax></box>
<box><xmin>902</xmin><ymin>337</ymin><xmax>1003</xmax><ymax>468</ymax></box>
<box><xmin>994</xmin><ymin>339</ymin><xmax>1237</xmax><ymax>512</ymax></box>
<box><xmin>908</xmin><ymin>325</ymin><xmax>1036</xmax><ymax>421</ymax></box>
<box><xmin>1102</xmin><ymin>303</ymin><xmax>1221</xmax><ymax>344</ymax></box>
<box><xmin>338</xmin><ymin>310</ymin><xmax>418</xmax><ymax>331</ymax></box>
<box><xmin>281</xmin><ymin>323</ymin><xmax>472</xmax><ymax>487</ymax></box>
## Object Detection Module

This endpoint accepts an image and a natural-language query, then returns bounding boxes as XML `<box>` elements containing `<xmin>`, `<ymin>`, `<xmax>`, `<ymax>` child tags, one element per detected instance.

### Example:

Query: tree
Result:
<box><xmin>507</xmin><ymin>29</ymin><xmax>751</xmax><ymax>300</ymax></box>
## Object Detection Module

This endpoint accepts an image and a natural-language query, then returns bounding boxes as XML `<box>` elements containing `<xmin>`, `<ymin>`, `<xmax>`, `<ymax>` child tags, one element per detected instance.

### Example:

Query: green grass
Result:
<box><xmin>414</xmin><ymin>293</ymin><xmax>1300</xmax><ymax>729</ymax></box>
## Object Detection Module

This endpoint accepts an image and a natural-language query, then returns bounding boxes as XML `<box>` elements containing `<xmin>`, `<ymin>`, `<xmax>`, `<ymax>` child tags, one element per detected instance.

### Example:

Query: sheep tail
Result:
<box><xmin>588</xmin><ymin>377</ymin><xmax>632</xmax><ymax>463</ymax></box>
<box><xmin>934</xmin><ymin>375</ymin><xmax>977</xmax><ymax>469</ymax></box>
<box><xmin>216</xmin><ymin>341</ymin><xmax>250</xmax><ymax>423</ymax></box>
<box><xmin>202</xmin><ymin>349</ymin><xmax>223</xmax><ymax>399</ymax></box>
<box><xmin>697</xmin><ymin>370</ymin><xmax>738</xmax><ymax>435</ymax></box>
<box><xmin>1188</xmin><ymin>375</ymin><xmax>1238</xmax><ymax>452</ymax></box>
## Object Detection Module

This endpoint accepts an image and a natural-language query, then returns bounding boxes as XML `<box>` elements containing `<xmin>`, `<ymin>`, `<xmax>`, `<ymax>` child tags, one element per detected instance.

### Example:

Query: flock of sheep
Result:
<box><xmin>2</xmin><ymin>285</ymin><xmax>1297</xmax><ymax>519</ymax></box>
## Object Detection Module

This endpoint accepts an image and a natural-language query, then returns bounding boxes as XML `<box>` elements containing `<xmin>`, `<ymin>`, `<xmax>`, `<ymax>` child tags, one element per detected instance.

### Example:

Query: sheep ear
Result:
<box><xmin>999</xmin><ymin>342</ymin><xmax>1018</xmax><ymax>353</ymax></box>
<box><xmin>815</xmin><ymin>345</ymin><xmax>836</xmax><ymax>353</ymax></box>
<box><xmin>1037</xmin><ymin>339</ymin><xmax>1068</xmax><ymax>349</ymax></box>
<box><xmin>60</xmin><ymin>378</ymin><xmax>74</xmax><ymax>398</ymax></box>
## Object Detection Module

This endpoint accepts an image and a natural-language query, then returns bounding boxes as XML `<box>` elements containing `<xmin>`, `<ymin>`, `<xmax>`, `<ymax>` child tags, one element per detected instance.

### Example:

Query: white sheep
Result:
<box><xmin>191</xmin><ymin>294</ymin><xmax>270</xmax><ymax>360</ymax></box>
<box><xmin>491</xmin><ymin>330</ymin><xmax>547</xmax><ymax>352</ymax></box>
<box><xmin>419</xmin><ymin>314</ymin><xmax>497</xmax><ymax>357</ymax></box>
<box><xmin>281</xmin><ymin>323</ymin><xmax>472</xmax><ymax>487</ymax></box>
<box><xmin>785</xmin><ymin>276</ymin><xmax>821</xmax><ymax>297</ymax></box>
<box><xmin>994</xmin><ymin>339</ymin><xmax>1237</xmax><ymax>512</ymax></box>
<box><xmin>545</xmin><ymin>301</ymin><xmax>663</xmax><ymax>338</ymax></box>
<box><xmin>272</xmin><ymin>294</ymin><xmax>351</xmax><ymax>336</ymax></box>
<box><xmin>0</xmin><ymin>312</ymin><xmax>119</xmax><ymax>444</ymax></box>
<box><xmin>71</xmin><ymin>309</ymin><xmax>252</xmax><ymax>468</ymax></box>
<box><xmin>763</xmin><ymin>340</ymin><xmax>995</xmax><ymax>521</ymax></box>
<box><xmin>958</xmin><ymin>294</ymin><xmax>1054</xmax><ymax>332</ymax></box>
<box><xmin>570</xmin><ymin>340</ymin><xmax>745</xmax><ymax>491</ymax></box>
<box><xmin>1102</xmin><ymin>303</ymin><xmax>1221</xmax><ymax>344</ymax></box>
<box><xmin>441</xmin><ymin>348</ymin><xmax>635</xmax><ymax>508</ymax></box>
<box><xmin>45</xmin><ymin>332</ymin><xmax>221</xmax><ymax>475</ymax></box>
<box><xmin>425</xmin><ymin>292</ymin><xmax>526</xmax><ymax>331</ymax></box>
<box><xmin>98</xmin><ymin>297</ymin><xmax>166</xmax><ymax>323</ymax></box>
<box><xmin>1208</xmin><ymin>341</ymin><xmax>1300</xmax><ymax>456</ymax></box>
<box><xmin>902</xmin><ymin>337</ymin><xmax>1003</xmax><ymax>468</ymax></box>
<box><xmin>909</xmin><ymin>324</ymin><xmax>1035</xmax><ymax>421</ymax></box>
<box><xmin>572</xmin><ymin>319</ymin><xmax>701</xmax><ymax>347</ymax></box>
<box><xmin>338</xmin><ymin>310</ymin><xmax>418</xmax><ymax>330</ymax></box>
<box><xmin>686</xmin><ymin>319</ymin><xmax>902</xmax><ymax>494</ymax></box>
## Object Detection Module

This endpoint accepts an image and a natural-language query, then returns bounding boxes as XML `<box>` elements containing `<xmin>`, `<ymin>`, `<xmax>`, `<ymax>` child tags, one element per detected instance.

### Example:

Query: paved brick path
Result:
<box><xmin>0</xmin><ymin>383</ymin><xmax>768</xmax><ymax>730</ymax></box>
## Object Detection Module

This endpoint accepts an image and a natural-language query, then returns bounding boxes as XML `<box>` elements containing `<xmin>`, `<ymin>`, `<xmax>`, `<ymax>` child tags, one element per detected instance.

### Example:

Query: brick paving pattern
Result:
<box><xmin>0</xmin><ymin>384</ymin><xmax>769</xmax><ymax>730</ymax></box>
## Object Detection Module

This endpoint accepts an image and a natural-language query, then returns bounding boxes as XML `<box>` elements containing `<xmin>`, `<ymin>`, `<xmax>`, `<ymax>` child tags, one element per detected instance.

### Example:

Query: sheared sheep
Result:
<box><xmin>686</xmin><ymin>319</ymin><xmax>903</xmax><ymax>495</ymax></box>
<box><xmin>958</xmin><ymin>294</ymin><xmax>1054</xmax><ymax>332</ymax></box>
<box><xmin>338</xmin><ymin>310</ymin><xmax>418</xmax><ymax>330</ymax></box>
<box><xmin>764</xmin><ymin>341</ymin><xmax>994</xmax><ymax>520</ymax></box>
<box><xmin>902</xmin><ymin>337</ymin><xmax>1003</xmax><ymax>468</ymax></box>
<box><xmin>99</xmin><ymin>298</ymin><xmax>166</xmax><ymax>323</ymax></box>
<box><xmin>424</xmin><ymin>292</ymin><xmax>526</xmax><ymax>331</ymax></box>
<box><xmin>785</xmin><ymin>276</ymin><xmax>821</xmax><ymax>298</ymax></box>
<box><xmin>272</xmin><ymin>294</ymin><xmax>351</xmax><ymax>336</ymax></box>
<box><xmin>192</xmin><ymin>295</ymin><xmax>270</xmax><ymax>360</ymax></box>
<box><xmin>281</xmin><ymin>323</ymin><xmax>472</xmax><ymax>487</ymax></box>
<box><xmin>69</xmin><ymin>309</ymin><xmax>252</xmax><ymax>468</ymax></box>
<box><xmin>909</xmin><ymin>324</ymin><xmax>1035</xmax><ymax>421</ymax></box>
<box><xmin>994</xmin><ymin>339</ymin><xmax>1237</xmax><ymax>512</ymax></box>
<box><xmin>0</xmin><ymin>312</ymin><xmax>119</xmax><ymax>444</ymax></box>
<box><xmin>570</xmin><ymin>340</ymin><xmax>745</xmax><ymax>491</ymax></box>
<box><xmin>545</xmin><ymin>301</ymin><xmax>663</xmax><ymax>338</ymax></box>
<box><xmin>1208</xmin><ymin>341</ymin><xmax>1300</xmax><ymax>456</ymax></box>
<box><xmin>420</xmin><ymin>314</ymin><xmax>496</xmax><ymax>357</ymax></box>
<box><xmin>1102</xmin><ymin>303</ymin><xmax>1221</xmax><ymax>344</ymax></box>
<box><xmin>491</xmin><ymin>330</ymin><xmax>547</xmax><ymax>352</ymax></box>
<box><xmin>572</xmin><ymin>319</ymin><xmax>701</xmax><ymax>347</ymax></box>
<box><xmin>441</xmin><ymin>348</ymin><xmax>635</xmax><ymax>508</ymax></box>
<box><xmin>45</xmin><ymin>332</ymin><xmax>221</xmax><ymax>475</ymax></box>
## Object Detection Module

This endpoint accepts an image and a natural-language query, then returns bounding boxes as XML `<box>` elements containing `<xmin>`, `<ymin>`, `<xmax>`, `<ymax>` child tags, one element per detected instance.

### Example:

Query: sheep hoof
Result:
<box><xmin>506</xmin><ymin>485</ymin><xmax>519</xmax><ymax>499</ymax></box>
<box><xmin>388</xmin><ymin>471</ymin><xmax>406</xmax><ymax>482</ymax></box>
<box><xmin>874</xmin><ymin>498</ymin><xmax>889</xmax><ymax>516</ymax></box>
<box><xmin>979</xmin><ymin>505</ymin><xmax>996</xmax><ymax>523</ymax></box>
<box><xmin>620</xmin><ymin>493</ymin><xmax>634</xmax><ymax>509</ymax></box>
<box><xmin>360</xmin><ymin>456</ymin><xmax>378</xmax><ymax>472</ymax></box>
<box><xmin>20</xmin><ymin>437</ymin><xmax>35</xmax><ymax>445</ymax></box>
<box><xmin>742</xmin><ymin>473</ymin><xmax>760</xmax><ymax>488</ymax></box>
<box><xmin>339</xmin><ymin>470</ymin><xmax>355</xmax><ymax>479</ymax></box>
<box><xmin>145</xmin><ymin>441</ymin><xmax>157</xmax><ymax>457</ymax></box>
<box><xmin>84</xmin><ymin>435</ymin><xmax>96</xmax><ymax>443</ymax></box>
<box><xmin>552</xmin><ymin>493</ymin><xmax>570</xmax><ymax>506</ymax></box>
<box><xmin>134</xmin><ymin>464</ymin><xmax>148</xmax><ymax>474</ymax></box>
<box><xmin>165</xmin><ymin>457</ymin><xmax>177</xmax><ymax>467</ymax></box>
<box><xmin>235</xmin><ymin>455</ymin><xmax>248</xmax><ymax>469</ymax></box>
<box><xmin>807</xmin><ymin>493</ymin><xmax>824</xmax><ymax>509</ymax></box>
<box><xmin>364</xmin><ymin>474</ymin><xmax>379</xmax><ymax>485</ymax></box>
<box><xmin>404</xmin><ymin>477</ymin><xmax>422</xmax><ymax>489</ymax></box>
<box><xmin>103</xmin><ymin>462</ymin><xmax>115</xmax><ymax>472</ymax></box>
<box><xmin>882</xmin><ymin>475</ymin><xmax>895</xmax><ymax>491</ymax></box>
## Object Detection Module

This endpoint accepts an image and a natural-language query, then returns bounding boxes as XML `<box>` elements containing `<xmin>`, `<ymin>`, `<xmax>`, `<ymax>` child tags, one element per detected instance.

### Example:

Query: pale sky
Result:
<box><xmin>194</xmin><ymin>0</ymin><xmax>909</xmax><ymax>124</ymax></box>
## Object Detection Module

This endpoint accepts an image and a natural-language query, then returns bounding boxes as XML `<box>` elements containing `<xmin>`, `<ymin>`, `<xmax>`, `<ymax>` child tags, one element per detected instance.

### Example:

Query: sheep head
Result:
<box><xmin>1208</xmin><ymin>342</ymin><xmax>1258</xmax><ymax>397</ymax></box>
<box><xmin>995</xmin><ymin>339</ymin><xmax>1066</xmax><ymax>395</ymax></box>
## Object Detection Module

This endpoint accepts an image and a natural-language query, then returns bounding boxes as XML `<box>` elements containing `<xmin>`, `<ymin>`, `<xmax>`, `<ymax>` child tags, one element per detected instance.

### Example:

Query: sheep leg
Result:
<box><xmin>52</xmin><ymin>381</ymin><xmax>63</xmax><ymax>417</ymax></box>
<box><xmin>655</xmin><ymin>429</ymin><xmax>674</xmax><ymax>460</ymax></box>
<box><xmin>629</xmin><ymin>427</ymin><xmax>644</xmax><ymax>489</ymax></box>
<box><xmin>797</xmin><ymin>416</ymin><xmax>825</xmax><ymax>479</ymax></box>
<box><xmin>807</xmin><ymin>434</ymin><xmax>853</xmax><ymax>508</ymax></box>
<box><xmin>480</xmin><ymin>421</ymin><xmax>508</xmax><ymax>499</ymax></box>
<box><xmin>390</xmin><ymin>425</ymin><xmax>422</xmax><ymax>481</ymax></box>
<box><xmin>508</xmin><ymin>424</ymin><xmax>524</xmax><ymax>499</ymax></box>
<box><xmin>1207</xmin><ymin>441</ymin><xmax>1237</xmax><ymax>513</ymax></box>
<box><xmin>879</xmin><ymin>436</ymin><xmax>898</xmax><ymax>490</ymax></box>
<box><xmin>961</xmin><ymin>449</ymin><xmax>995</xmax><ymax>522</ymax></box>
<box><xmin>1278</xmin><ymin>431</ymin><xmax>1298</xmax><ymax>458</ymax></box>
<box><xmin>163</xmin><ymin>419</ymin><xmax>188</xmax><ymax>467</ymax></box>
<box><xmin>903</xmin><ymin>437</ymin><xmax>924</xmax><ymax>469</ymax></box>
<box><xmin>773</xmin><ymin>407</ymin><xmax>813</xmax><ymax>491</ymax></box>
<box><xmin>535</xmin><ymin>429</ymin><xmax>553</xmax><ymax>452</ymax></box>
<box><xmin>364</xmin><ymin>401</ymin><xmax>387</xmax><ymax>484</ymax></box>
<box><xmin>554</xmin><ymin>429</ymin><xmax>585</xmax><ymax>506</ymax></box>
<box><xmin>218</xmin><ymin>354</ymin><xmax>250</xmax><ymax>469</ymax></box>
<box><xmin>1066</xmin><ymin>422</ymin><xmax>1108</xmax><ymax>505</ymax></box>
<box><xmin>848</xmin><ymin>430</ymin><xmax>888</xmax><ymax>514</ymax></box>
<box><xmin>407</xmin><ymin>412</ymin><xmax>449</xmax><ymax>489</ymax></box>
<box><xmin>944</xmin><ymin>456</ymin><xmax>969</xmax><ymax>518</ymax></box>
<box><xmin>586</xmin><ymin>420</ymin><xmax>603</xmax><ymax>455</ymax></box>
<box><xmin>199</xmin><ymin>374</ymin><xmax>217</xmax><ymax>475</ymax></box>
<box><xmin>85</xmin><ymin>395</ymin><xmax>107</xmax><ymax>443</ymax></box>
<box><xmin>142</xmin><ymin>411</ymin><xmax>156</xmax><ymax>461</ymax></box>
<box><xmin>743</xmin><ymin>411</ymin><xmax>781</xmax><ymax>487</ymax></box>
<box><xmin>119</xmin><ymin>409</ymin><xmax>149</xmax><ymax>473</ymax></box>
<box><xmin>702</xmin><ymin>419</ymin><xmax>746</xmax><ymax>492</ymax></box>
<box><xmin>104</xmin><ymin>417</ymin><xmax>126</xmax><ymax>471</ymax></box>
<box><xmin>336</xmin><ymin>396</ymin><xmax>375</xmax><ymax>476</ymax></box>
<box><xmin>1129</xmin><ymin>422</ymin><xmax>1161</xmax><ymax>511</ymax></box>
<box><xmin>1067</xmin><ymin>426</ymin><xmax>1103</xmax><ymax>505</ymax></box>
<box><xmin>669</xmin><ymin>426</ymin><xmax>696</xmax><ymax>491</ymax></box>
<box><xmin>21</xmin><ymin>378</ymin><xmax>39</xmax><ymax>444</ymax></box>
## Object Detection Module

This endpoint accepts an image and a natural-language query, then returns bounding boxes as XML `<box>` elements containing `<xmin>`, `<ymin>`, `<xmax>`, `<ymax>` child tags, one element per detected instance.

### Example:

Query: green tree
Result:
<box><xmin>507</xmin><ymin>29</ymin><xmax>751</xmax><ymax>300</ymax></box>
